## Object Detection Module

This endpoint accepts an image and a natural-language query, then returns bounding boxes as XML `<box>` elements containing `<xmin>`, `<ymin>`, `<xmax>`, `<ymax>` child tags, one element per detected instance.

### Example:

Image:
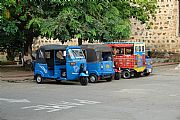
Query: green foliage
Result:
<box><xmin>0</xmin><ymin>0</ymin><xmax>158</xmax><ymax>54</ymax></box>
<box><xmin>0</xmin><ymin>0</ymin><xmax>39</xmax><ymax>53</ymax></box>
<box><xmin>27</xmin><ymin>0</ymin><xmax>157</xmax><ymax>44</ymax></box>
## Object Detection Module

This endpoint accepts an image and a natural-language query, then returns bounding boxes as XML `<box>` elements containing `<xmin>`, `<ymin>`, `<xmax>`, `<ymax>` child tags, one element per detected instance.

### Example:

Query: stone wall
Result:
<box><xmin>130</xmin><ymin>0</ymin><xmax>180</xmax><ymax>53</ymax></box>
<box><xmin>32</xmin><ymin>37</ymin><xmax>100</xmax><ymax>51</ymax></box>
<box><xmin>32</xmin><ymin>37</ymin><xmax>76</xmax><ymax>51</ymax></box>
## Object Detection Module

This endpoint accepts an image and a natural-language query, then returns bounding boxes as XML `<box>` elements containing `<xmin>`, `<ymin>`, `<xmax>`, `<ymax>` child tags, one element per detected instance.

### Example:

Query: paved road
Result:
<box><xmin>0</xmin><ymin>64</ymin><xmax>180</xmax><ymax>120</ymax></box>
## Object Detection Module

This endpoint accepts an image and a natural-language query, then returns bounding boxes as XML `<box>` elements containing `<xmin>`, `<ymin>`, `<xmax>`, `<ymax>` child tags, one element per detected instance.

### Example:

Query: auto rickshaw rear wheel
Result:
<box><xmin>80</xmin><ymin>77</ymin><xmax>88</xmax><ymax>86</ymax></box>
<box><xmin>122</xmin><ymin>70</ymin><xmax>131</xmax><ymax>79</ymax></box>
<box><xmin>89</xmin><ymin>74</ymin><xmax>98</xmax><ymax>83</ymax></box>
<box><xmin>114</xmin><ymin>72</ymin><xmax>121</xmax><ymax>80</ymax></box>
<box><xmin>35</xmin><ymin>75</ymin><xmax>44</xmax><ymax>84</ymax></box>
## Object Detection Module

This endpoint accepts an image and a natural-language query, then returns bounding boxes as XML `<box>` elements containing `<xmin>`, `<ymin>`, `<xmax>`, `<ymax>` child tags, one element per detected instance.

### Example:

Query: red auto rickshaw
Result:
<box><xmin>106</xmin><ymin>42</ymin><xmax>146</xmax><ymax>79</ymax></box>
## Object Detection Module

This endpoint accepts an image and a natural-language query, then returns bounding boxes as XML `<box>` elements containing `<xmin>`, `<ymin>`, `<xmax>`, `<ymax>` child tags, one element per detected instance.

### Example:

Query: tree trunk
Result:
<box><xmin>24</xmin><ymin>40</ymin><xmax>32</xmax><ymax>55</ymax></box>
<box><xmin>78</xmin><ymin>38</ymin><xmax>82</xmax><ymax>45</ymax></box>
<box><xmin>6</xmin><ymin>49</ymin><xmax>14</xmax><ymax>61</ymax></box>
<box><xmin>24</xmin><ymin>30</ymin><xmax>33</xmax><ymax>55</ymax></box>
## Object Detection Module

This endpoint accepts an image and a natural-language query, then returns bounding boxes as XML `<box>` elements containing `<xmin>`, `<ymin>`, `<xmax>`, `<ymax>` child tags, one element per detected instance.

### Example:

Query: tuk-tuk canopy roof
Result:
<box><xmin>39</xmin><ymin>44</ymin><xmax>68</xmax><ymax>51</ymax></box>
<box><xmin>105</xmin><ymin>42</ymin><xmax>144</xmax><ymax>44</ymax></box>
<box><xmin>105</xmin><ymin>42</ymin><xmax>145</xmax><ymax>48</ymax></box>
<box><xmin>81</xmin><ymin>44</ymin><xmax>112</xmax><ymax>52</ymax></box>
<box><xmin>106</xmin><ymin>44</ymin><xmax>133</xmax><ymax>48</ymax></box>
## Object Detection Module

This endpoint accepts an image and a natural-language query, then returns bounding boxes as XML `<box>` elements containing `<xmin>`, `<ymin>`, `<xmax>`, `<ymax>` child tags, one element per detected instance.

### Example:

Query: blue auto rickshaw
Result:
<box><xmin>81</xmin><ymin>44</ymin><xmax>115</xmax><ymax>83</ymax></box>
<box><xmin>34</xmin><ymin>44</ymin><xmax>88</xmax><ymax>86</ymax></box>
<box><xmin>143</xmin><ymin>49</ymin><xmax>153</xmax><ymax>76</ymax></box>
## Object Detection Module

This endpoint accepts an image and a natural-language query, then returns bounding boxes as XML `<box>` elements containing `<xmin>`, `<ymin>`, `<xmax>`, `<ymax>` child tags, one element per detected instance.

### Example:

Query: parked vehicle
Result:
<box><xmin>106</xmin><ymin>42</ymin><xmax>146</xmax><ymax>79</ymax></box>
<box><xmin>34</xmin><ymin>44</ymin><xmax>88</xmax><ymax>86</ymax></box>
<box><xmin>143</xmin><ymin>49</ymin><xmax>153</xmax><ymax>76</ymax></box>
<box><xmin>81</xmin><ymin>44</ymin><xmax>119</xmax><ymax>83</ymax></box>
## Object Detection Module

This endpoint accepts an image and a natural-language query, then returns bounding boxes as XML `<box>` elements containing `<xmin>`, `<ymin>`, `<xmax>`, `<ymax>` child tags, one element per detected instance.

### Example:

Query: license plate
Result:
<box><xmin>106</xmin><ymin>64</ymin><xmax>110</xmax><ymax>68</ymax></box>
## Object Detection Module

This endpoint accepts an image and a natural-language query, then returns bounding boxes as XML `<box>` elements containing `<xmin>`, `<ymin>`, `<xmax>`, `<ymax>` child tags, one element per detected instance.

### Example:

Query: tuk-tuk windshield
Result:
<box><xmin>69</xmin><ymin>49</ymin><xmax>85</xmax><ymax>59</ymax></box>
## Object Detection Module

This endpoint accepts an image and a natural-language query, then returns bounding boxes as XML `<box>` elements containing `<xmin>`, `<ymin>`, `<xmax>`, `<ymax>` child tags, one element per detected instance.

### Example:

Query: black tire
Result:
<box><xmin>35</xmin><ymin>75</ymin><xmax>43</xmax><ymax>84</ymax></box>
<box><xmin>134</xmin><ymin>72</ymin><xmax>141</xmax><ymax>78</ymax></box>
<box><xmin>144</xmin><ymin>72</ymin><xmax>150</xmax><ymax>76</ymax></box>
<box><xmin>80</xmin><ymin>77</ymin><xmax>88</xmax><ymax>86</ymax></box>
<box><xmin>89</xmin><ymin>74</ymin><xmax>98</xmax><ymax>83</ymax></box>
<box><xmin>114</xmin><ymin>72</ymin><xmax>121</xmax><ymax>80</ymax></box>
<box><xmin>122</xmin><ymin>70</ymin><xmax>131</xmax><ymax>79</ymax></box>
<box><xmin>106</xmin><ymin>76</ymin><xmax>113</xmax><ymax>82</ymax></box>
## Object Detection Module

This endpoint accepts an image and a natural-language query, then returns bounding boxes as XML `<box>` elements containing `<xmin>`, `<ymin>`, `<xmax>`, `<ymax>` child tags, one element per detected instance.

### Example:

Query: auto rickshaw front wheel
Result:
<box><xmin>80</xmin><ymin>77</ymin><xmax>88</xmax><ymax>86</ymax></box>
<box><xmin>134</xmin><ymin>71</ymin><xmax>141</xmax><ymax>78</ymax></box>
<box><xmin>144</xmin><ymin>72</ymin><xmax>150</xmax><ymax>76</ymax></box>
<box><xmin>35</xmin><ymin>75</ymin><xmax>44</xmax><ymax>84</ymax></box>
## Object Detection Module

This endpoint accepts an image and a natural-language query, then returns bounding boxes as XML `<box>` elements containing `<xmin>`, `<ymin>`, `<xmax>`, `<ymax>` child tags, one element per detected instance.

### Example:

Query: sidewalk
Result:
<box><xmin>0</xmin><ymin>65</ymin><xmax>34</xmax><ymax>82</ymax></box>
<box><xmin>0</xmin><ymin>62</ymin><xmax>179</xmax><ymax>82</ymax></box>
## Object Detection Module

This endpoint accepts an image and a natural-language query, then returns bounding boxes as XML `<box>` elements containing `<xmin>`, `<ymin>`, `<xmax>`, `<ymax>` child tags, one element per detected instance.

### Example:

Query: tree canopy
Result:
<box><xmin>0</xmin><ymin>0</ymin><xmax>157</xmax><ymax>58</ymax></box>
<box><xmin>28</xmin><ymin>0</ymin><xmax>157</xmax><ymax>43</ymax></box>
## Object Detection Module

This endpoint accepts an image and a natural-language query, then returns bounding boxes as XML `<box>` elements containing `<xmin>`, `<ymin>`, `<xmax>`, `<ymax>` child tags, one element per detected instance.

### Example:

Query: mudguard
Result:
<box><xmin>124</xmin><ymin>69</ymin><xmax>131</xmax><ymax>72</ymax></box>
<box><xmin>35</xmin><ymin>70</ymin><xmax>45</xmax><ymax>77</ymax></box>
<box><xmin>79</xmin><ymin>73</ymin><xmax>89</xmax><ymax>77</ymax></box>
<box><xmin>88</xmin><ymin>70</ymin><xmax>99</xmax><ymax>76</ymax></box>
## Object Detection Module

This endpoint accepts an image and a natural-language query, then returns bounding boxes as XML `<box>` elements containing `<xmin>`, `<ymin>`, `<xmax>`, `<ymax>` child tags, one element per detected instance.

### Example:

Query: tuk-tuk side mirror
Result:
<box><xmin>147</xmin><ymin>50</ymin><xmax>151</xmax><ymax>58</ymax></box>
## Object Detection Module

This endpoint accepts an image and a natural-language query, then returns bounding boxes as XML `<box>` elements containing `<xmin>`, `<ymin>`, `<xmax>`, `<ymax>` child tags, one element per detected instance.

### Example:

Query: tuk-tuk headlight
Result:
<box><xmin>85</xmin><ymin>70</ymin><xmax>88</xmax><ymax>74</ymax></box>
<box><xmin>100</xmin><ymin>64</ymin><xmax>103</xmax><ymax>69</ymax></box>
<box><xmin>118</xmin><ymin>67</ymin><xmax>121</xmax><ymax>70</ymax></box>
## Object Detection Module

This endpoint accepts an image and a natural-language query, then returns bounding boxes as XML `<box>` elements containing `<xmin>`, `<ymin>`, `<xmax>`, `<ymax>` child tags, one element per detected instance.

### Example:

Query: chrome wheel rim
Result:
<box><xmin>124</xmin><ymin>72</ymin><xmax>130</xmax><ymax>78</ymax></box>
<box><xmin>36</xmin><ymin>76</ymin><xmax>42</xmax><ymax>83</ymax></box>
<box><xmin>90</xmin><ymin>76</ymin><xmax>96</xmax><ymax>82</ymax></box>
